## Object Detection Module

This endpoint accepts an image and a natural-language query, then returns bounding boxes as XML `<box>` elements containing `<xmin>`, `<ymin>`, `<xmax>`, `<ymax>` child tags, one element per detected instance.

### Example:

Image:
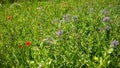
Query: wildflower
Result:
<box><xmin>111</xmin><ymin>40</ymin><xmax>119</xmax><ymax>48</ymax></box>
<box><xmin>100</xmin><ymin>9</ymin><xmax>109</xmax><ymax>15</ymax></box>
<box><xmin>26</xmin><ymin>41</ymin><xmax>31</xmax><ymax>46</ymax></box>
<box><xmin>18</xmin><ymin>45</ymin><xmax>22</xmax><ymax>48</ymax></box>
<box><xmin>63</xmin><ymin>14</ymin><xmax>71</xmax><ymax>22</ymax></box>
<box><xmin>7</xmin><ymin>16</ymin><xmax>12</xmax><ymax>20</ymax></box>
<box><xmin>56</xmin><ymin>30</ymin><xmax>64</xmax><ymax>36</ymax></box>
<box><xmin>103</xmin><ymin>17</ymin><xmax>110</xmax><ymax>22</ymax></box>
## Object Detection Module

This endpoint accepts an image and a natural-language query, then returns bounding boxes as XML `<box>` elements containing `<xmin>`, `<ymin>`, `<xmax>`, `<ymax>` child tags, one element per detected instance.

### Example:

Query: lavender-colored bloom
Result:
<box><xmin>56</xmin><ymin>30</ymin><xmax>64</xmax><ymax>36</ymax></box>
<box><xmin>111</xmin><ymin>40</ymin><xmax>119</xmax><ymax>48</ymax></box>
<box><xmin>100</xmin><ymin>9</ymin><xmax>109</xmax><ymax>15</ymax></box>
<box><xmin>103</xmin><ymin>17</ymin><xmax>110</xmax><ymax>22</ymax></box>
<box><xmin>63</xmin><ymin>14</ymin><xmax>71</xmax><ymax>22</ymax></box>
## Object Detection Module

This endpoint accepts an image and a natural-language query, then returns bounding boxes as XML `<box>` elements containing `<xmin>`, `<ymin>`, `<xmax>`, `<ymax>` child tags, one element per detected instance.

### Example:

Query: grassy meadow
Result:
<box><xmin>0</xmin><ymin>0</ymin><xmax>120</xmax><ymax>68</ymax></box>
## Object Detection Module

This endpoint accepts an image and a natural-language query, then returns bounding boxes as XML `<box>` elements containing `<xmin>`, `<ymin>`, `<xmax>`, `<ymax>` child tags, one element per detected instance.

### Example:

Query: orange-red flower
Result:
<box><xmin>7</xmin><ymin>16</ymin><xmax>12</xmax><ymax>20</ymax></box>
<box><xmin>26</xmin><ymin>41</ymin><xmax>31</xmax><ymax>46</ymax></box>
<box><xmin>18</xmin><ymin>45</ymin><xmax>22</xmax><ymax>48</ymax></box>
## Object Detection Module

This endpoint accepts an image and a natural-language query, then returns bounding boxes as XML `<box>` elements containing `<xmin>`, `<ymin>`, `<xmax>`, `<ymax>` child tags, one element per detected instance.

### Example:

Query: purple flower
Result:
<box><xmin>63</xmin><ymin>14</ymin><xmax>71</xmax><ymax>22</ymax></box>
<box><xmin>103</xmin><ymin>17</ymin><xmax>110</xmax><ymax>22</ymax></box>
<box><xmin>56</xmin><ymin>30</ymin><xmax>64</xmax><ymax>36</ymax></box>
<box><xmin>111</xmin><ymin>40</ymin><xmax>119</xmax><ymax>48</ymax></box>
<box><xmin>100</xmin><ymin>9</ymin><xmax>109</xmax><ymax>15</ymax></box>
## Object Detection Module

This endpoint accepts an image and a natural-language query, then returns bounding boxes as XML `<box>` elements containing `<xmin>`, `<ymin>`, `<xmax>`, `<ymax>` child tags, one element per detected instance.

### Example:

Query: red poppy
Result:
<box><xmin>7</xmin><ymin>16</ymin><xmax>12</xmax><ymax>20</ymax></box>
<box><xmin>18</xmin><ymin>45</ymin><xmax>22</xmax><ymax>48</ymax></box>
<box><xmin>26</xmin><ymin>41</ymin><xmax>31</xmax><ymax>46</ymax></box>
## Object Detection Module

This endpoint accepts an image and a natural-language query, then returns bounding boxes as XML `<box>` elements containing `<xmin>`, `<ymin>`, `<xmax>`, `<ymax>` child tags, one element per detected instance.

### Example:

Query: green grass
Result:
<box><xmin>0</xmin><ymin>0</ymin><xmax>120</xmax><ymax>68</ymax></box>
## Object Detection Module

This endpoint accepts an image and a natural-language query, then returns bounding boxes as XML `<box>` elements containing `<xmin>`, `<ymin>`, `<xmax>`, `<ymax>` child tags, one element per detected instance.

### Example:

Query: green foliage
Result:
<box><xmin>0</xmin><ymin>0</ymin><xmax>120</xmax><ymax>68</ymax></box>
<box><xmin>0</xmin><ymin>0</ymin><xmax>46</xmax><ymax>4</ymax></box>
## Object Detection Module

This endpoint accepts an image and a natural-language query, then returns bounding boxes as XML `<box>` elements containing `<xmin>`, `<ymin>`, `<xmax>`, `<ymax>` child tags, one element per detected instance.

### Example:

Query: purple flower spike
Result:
<box><xmin>63</xmin><ymin>14</ymin><xmax>71</xmax><ymax>22</ymax></box>
<box><xmin>56</xmin><ymin>30</ymin><xmax>64</xmax><ymax>36</ymax></box>
<box><xmin>103</xmin><ymin>17</ymin><xmax>110</xmax><ymax>22</ymax></box>
<box><xmin>111</xmin><ymin>40</ymin><xmax>119</xmax><ymax>48</ymax></box>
